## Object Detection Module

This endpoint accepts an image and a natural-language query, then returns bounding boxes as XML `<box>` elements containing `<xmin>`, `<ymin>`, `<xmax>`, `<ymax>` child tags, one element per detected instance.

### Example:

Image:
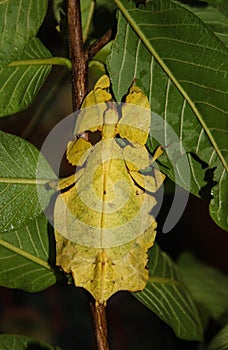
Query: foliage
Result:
<box><xmin>208</xmin><ymin>324</ymin><xmax>228</xmax><ymax>350</ymax></box>
<box><xmin>135</xmin><ymin>245</ymin><xmax>203</xmax><ymax>340</ymax></box>
<box><xmin>0</xmin><ymin>0</ymin><xmax>227</xmax><ymax>349</ymax></box>
<box><xmin>0</xmin><ymin>0</ymin><xmax>51</xmax><ymax>117</ymax></box>
<box><xmin>108</xmin><ymin>0</ymin><xmax>228</xmax><ymax>231</ymax></box>
<box><xmin>0</xmin><ymin>334</ymin><xmax>62</xmax><ymax>350</ymax></box>
<box><xmin>0</xmin><ymin>131</ymin><xmax>56</xmax><ymax>232</ymax></box>
<box><xmin>178</xmin><ymin>253</ymin><xmax>228</xmax><ymax>323</ymax></box>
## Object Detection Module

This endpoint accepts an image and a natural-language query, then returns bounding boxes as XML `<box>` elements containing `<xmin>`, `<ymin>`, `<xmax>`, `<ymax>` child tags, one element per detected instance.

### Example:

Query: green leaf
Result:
<box><xmin>134</xmin><ymin>245</ymin><xmax>203</xmax><ymax>341</ymax></box>
<box><xmin>93</xmin><ymin>41</ymin><xmax>113</xmax><ymax>64</ymax></box>
<box><xmin>0</xmin><ymin>334</ymin><xmax>61</xmax><ymax>350</ymax></box>
<box><xmin>0</xmin><ymin>38</ymin><xmax>52</xmax><ymax>117</ymax></box>
<box><xmin>53</xmin><ymin>0</ymin><xmax>65</xmax><ymax>24</ymax></box>
<box><xmin>81</xmin><ymin>0</ymin><xmax>95</xmax><ymax>42</ymax></box>
<box><xmin>200</xmin><ymin>0</ymin><xmax>228</xmax><ymax>20</ymax></box>
<box><xmin>89</xmin><ymin>42</ymin><xmax>113</xmax><ymax>84</ymax></box>
<box><xmin>208</xmin><ymin>324</ymin><xmax>228</xmax><ymax>350</ymax></box>
<box><xmin>0</xmin><ymin>0</ymin><xmax>51</xmax><ymax>117</ymax></box>
<box><xmin>0</xmin><ymin>0</ymin><xmax>48</xmax><ymax>58</ymax></box>
<box><xmin>193</xmin><ymin>6</ymin><xmax>228</xmax><ymax>47</ymax></box>
<box><xmin>178</xmin><ymin>253</ymin><xmax>228</xmax><ymax>321</ymax></box>
<box><xmin>176</xmin><ymin>2</ymin><xmax>228</xmax><ymax>47</ymax></box>
<box><xmin>0</xmin><ymin>214</ymin><xmax>58</xmax><ymax>292</ymax></box>
<box><xmin>0</xmin><ymin>131</ymin><xmax>56</xmax><ymax>232</ymax></box>
<box><xmin>108</xmin><ymin>0</ymin><xmax>228</xmax><ymax>231</ymax></box>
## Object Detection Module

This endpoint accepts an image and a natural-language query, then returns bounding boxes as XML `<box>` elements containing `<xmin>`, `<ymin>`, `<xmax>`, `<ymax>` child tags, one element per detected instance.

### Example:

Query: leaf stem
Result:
<box><xmin>8</xmin><ymin>57</ymin><xmax>72</xmax><ymax>70</ymax></box>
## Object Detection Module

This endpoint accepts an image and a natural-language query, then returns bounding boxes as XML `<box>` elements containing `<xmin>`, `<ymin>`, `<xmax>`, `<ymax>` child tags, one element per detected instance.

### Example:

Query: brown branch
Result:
<box><xmin>88</xmin><ymin>28</ymin><xmax>113</xmax><ymax>59</ymax></box>
<box><xmin>67</xmin><ymin>0</ymin><xmax>88</xmax><ymax>110</ymax></box>
<box><xmin>90</xmin><ymin>301</ymin><xmax>110</xmax><ymax>350</ymax></box>
<box><xmin>67</xmin><ymin>2</ymin><xmax>111</xmax><ymax>349</ymax></box>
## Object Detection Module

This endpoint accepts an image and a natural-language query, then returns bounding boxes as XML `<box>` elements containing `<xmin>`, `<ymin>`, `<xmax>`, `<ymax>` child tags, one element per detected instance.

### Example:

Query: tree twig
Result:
<box><xmin>88</xmin><ymin>28</ymin><xmax>113</xmax><ymax>59</ymax></box>
<box><xmin>90</xmin><ymin>301</ymin><xmax>110</xmax><ymax>350</ymax></box>
<box><xmin>67</xmin><ymin>1</ymin><xmax>111</xmax><ymax>349</ymax></box>
<box><xmin>67</xmin><ymin>0</ymin><xmax>88</xmax><ymax>110</ymax></box>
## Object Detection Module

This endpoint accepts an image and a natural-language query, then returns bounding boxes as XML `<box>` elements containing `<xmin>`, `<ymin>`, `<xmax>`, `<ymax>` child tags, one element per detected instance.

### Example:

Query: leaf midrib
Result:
<box><xmin>114</xmin><ymin>0</ymin><xmax>228</xmax><ymax>173</ymax></box>
<box><xmin>0</xmin><ymin>237</ymin><xmax>52</xmax><ymax>271</ymax></box>
<box><xmin>0</xmin><ymin>178</ymin><xmax>56</xmax><ymax>185</ymax></box>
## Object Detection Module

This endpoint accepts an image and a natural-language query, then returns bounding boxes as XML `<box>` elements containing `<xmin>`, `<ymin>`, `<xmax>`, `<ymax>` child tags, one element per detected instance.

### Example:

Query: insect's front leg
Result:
<box><xmin>57</xmin><ymin>168</ymin><xmax>84</xmax><ymax>191</ymax></box>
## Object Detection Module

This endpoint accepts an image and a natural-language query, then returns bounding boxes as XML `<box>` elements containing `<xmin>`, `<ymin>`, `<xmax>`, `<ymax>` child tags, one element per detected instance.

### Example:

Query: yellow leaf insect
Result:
<box><xmin>54</xmin><ymin>75</ymin><xmax>165</xmax><ymax>304</ymax></box>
